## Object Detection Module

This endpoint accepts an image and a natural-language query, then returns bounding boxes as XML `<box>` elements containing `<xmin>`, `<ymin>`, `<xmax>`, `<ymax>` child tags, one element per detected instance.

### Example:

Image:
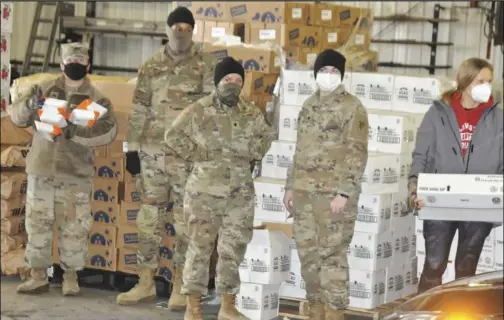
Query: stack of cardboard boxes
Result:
<box><xmin>252</xmin><ymin>69</ymin><xmax>450</xmax><ymax>309</ymax></box>
<box><xmin>0</xmin><ymin>1</ymin><xmax>13</xmax><ymax>115</ymax></box>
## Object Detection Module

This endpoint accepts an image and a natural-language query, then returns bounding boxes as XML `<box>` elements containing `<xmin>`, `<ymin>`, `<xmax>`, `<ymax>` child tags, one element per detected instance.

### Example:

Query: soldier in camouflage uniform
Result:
<box><xmin>164</xmin><ymin>57</ymin><xmax>275</xmax><ymax>320</ymax></box>
<box><xmin>8</xmin><ymin>42</ymin><xmax>117</xmax><ymax>296</ymax></box>
<box><xmin>283</xmin><ymin>50</ymin><xmax>369</xmax><ymax>320</ymax></box>
<box><xmin>117</xmin><ymin>7</ymin><xmax>217</xmax><ymax>307</ymax></box>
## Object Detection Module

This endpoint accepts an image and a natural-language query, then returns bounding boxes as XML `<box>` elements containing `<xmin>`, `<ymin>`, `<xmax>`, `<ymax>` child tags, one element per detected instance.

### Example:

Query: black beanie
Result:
<box><xmin>214</xmin><ymin>57</ymin><xmax>245</xmax><ymax>86</ymax></box>
<box><xmin>167</xmin><ymin>7</ymin><xmax>195</xmax><ymax>28</ymax></box>
<box><xmin>314</xmin><ymin>49</ymin><xmax>346</xmax><ymax>80</ymax></box>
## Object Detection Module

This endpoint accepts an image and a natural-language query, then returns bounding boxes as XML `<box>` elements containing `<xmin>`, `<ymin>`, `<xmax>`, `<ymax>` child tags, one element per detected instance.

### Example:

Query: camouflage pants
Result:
<box><xmin>418</xmin><ymin>220</ymin><xmax>493</xmax><ymax>293</ymax></box>
<box><xmin>292</xmin><ymin>190</ymin><xmax>356</xmax><ymax>310</ymax></box>
<box><xmin>24</xmin><ymin>175</ymin><xmax>93</xmax><ymax>270</ymax></box>
<box><xmin>136</xmin><ymin>147</ymin><xmax>188</xmax><ymax>270</ymax></box>
<box><xmin>181</xmin><ymin>191</ymin><xmax>254</xmax><ymax>296</ymax></box>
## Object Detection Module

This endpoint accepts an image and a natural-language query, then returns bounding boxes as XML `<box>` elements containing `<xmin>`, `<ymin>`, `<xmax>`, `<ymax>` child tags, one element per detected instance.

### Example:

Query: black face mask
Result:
<box><xmin>64</xmin><ymin>63</ymin><xmax>87</xmax><ymax>81</ymax></box>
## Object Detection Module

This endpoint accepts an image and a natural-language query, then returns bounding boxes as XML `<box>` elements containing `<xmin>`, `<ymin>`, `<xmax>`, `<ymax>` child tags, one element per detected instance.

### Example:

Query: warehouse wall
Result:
<box><xmin>10</xmin><ymin>1</ymin><xmax>504</xmax><ymax>79</ymax></box>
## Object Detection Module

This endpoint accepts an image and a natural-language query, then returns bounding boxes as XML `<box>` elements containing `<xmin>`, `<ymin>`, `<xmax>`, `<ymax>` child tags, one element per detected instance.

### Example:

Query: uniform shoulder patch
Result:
<box><xmin>349</xmin><ymin>106</ymin><xmax>369</xmax><ymax>141</ymax></box>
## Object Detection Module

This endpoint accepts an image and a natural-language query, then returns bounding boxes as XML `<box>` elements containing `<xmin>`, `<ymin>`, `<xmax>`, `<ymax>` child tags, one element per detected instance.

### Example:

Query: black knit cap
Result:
<box><xmin>167</xmin><ymin>7</ymin><xmax>195</xmax><ymax>28</ymax></box>
<box><xmin>214</xmin><ymin>57</ymin><xmax>245</xmax><ymax>86</ymax></box>
<box><xmin>314</xmin><ymin>49</ymin><xmax>346</xmax><ymax>80</ymax></box>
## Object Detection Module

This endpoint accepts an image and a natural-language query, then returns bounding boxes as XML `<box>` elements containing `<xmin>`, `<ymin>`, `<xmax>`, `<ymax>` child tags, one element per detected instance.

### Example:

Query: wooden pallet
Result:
<box><xmin>279</xmin><ymin>295</ymin><xmax>415</xmax><ymax>320</ymax></box>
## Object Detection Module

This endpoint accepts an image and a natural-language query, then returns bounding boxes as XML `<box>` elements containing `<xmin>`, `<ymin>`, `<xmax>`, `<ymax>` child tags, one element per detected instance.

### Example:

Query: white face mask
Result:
<box><xmin>316</xmin><ymin>73</ymin><xmax>341</xmax><ymax>93</ymax></box>
<box><xmin>470</xmin><ymin>83</ymin><xmax>492</xmax><ymax>103</ymax></box>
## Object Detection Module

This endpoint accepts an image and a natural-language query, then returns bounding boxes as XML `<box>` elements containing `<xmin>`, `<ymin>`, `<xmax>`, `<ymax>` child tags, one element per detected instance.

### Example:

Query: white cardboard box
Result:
<box><xmin>392</xmin><ymin>76</ymin><xmax>440</xmax><ymax>114</ymax></box>
<box><xmin>281</xmin><ymin>70</ymin><xmax>316</xmax><ymax>107</ymax></box>
<box><xmin>348</xmin><ymin>231</ymin><xmax>393</xmax><ymax>271</ymax></box>
<box><xmin>342</xmin><ymin>72</ymin><xmax>352</xmax><ymax>92</ymax></box>
<box><xmin>495</xmin><ymin>240</ymin><xmax>503</xmax><ymax>270</ymax></box>
<box><xmin>237</xmin><ymin>283</ymin><xmax>281</xmax><ymax>320</ymax></box>
<box><xmin>478</xmin><ymin>229</ymin><xmax>495</xmax><ymax>270</ymax></box>
<box><xmin>1</xmin><ymin>32</ymin><xmax>11</xmax><ymax>62</ymax></box>
<box><xmin>254</xmin><ymin>177</ymin><xmax>289</xmax><ymax>223</ymax></box>
<box><xmin>361</xmin><ymin>153</ymin><xmax>401</xmax><ymax>194</ymax></box>
<box><xmin>261</xmin><ymin>140</ymin><xmax>296</xmax><ymax>180</ymax></box>
<box><xmin>390</xmin><ymin>191</ymin><xmax>414</xmax><ymax>231</ymax></box>
<box><xmin>391</xmin><ymin>224</ymin><xmax>414</xmax><ymax>262</ymax></box>
<box><xmin>496</xmin><ymin>226</ymin><xmax>504</xmax><ymax>242</ymax></box>
<box><xmin>349</xmin><ymin>269</ymin><xmax>386</xmax><ymax>309</ymax></box>
<box><xmin>385</xmin><ymin>262</ymin><xmax>406</xmax><ymax>303</ymax></box>
<box><xmin>355</xmin><ymin>193</ymin><xmax>392</xmax><ymax>234</ymax></box>
<box><xmin>350</xmin><ymin>72</ymin><xmax>394</xmax><ymax>111</ymax></box>
<box><xmin>278</xmin><ymin>104</ymin><xmax>301</xmax><ymax>142</ymax></box>
<box><xmin>239</xmin><ymin>229</ymin><xmax>291</xmax><ymax>285</ymax></box>
<box><xmin>404</xmin><ymin>256</ymin><xmax>419</xmax><ymax>296</ymax></box>
<box><xmin>279</xmin><ymin>259</ymin><xmax>307</xmax><ymax>300</ymax></box>
<box><xmin>1</xmin><ymin>61</ymin><xmax>10</xmax><ymax>89</ymax></box>
<box><xmin>0</xmin><ymin>2</ymin><xmax>13</xmax><ymax>33</ymax></box>
<box><xmin>417</xmin><ymin>174</ymin><xmax>504</xmax><ymax>223</ymax></box>
<box><xmin>367</xmin><ymin>111</ymin><xmax>415</xmax><ymax>154</ymax></box>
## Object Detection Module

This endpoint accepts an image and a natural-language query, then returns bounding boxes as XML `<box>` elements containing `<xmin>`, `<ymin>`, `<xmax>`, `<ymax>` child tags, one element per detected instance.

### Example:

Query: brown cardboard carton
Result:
<box><xmin>0</xmin><ymin>145</ymin><xmax>30</xmax><ymax>168</ymax></box>
<box><xmin>86</xmin><ymin>245</ymin><xmax>117</xmax><ymax>272</ymax></box>
<box><xmin>156</xmin><ymin>236</ymin><xmax>176</xmax><ymax>280</ymax></box>
<box><xmin>0</xmin><ymin>116</ymin><xmax>33</xmax><ymax>146</ymax></box>
<box><xmin>284</xmin><ymin>24</ymin><xmax>323</xmax><ymax>50</ymax></box>
<box><xmin>284</xmin><ymin>46</ymin><xmax>321</xmax><ymax>66</ymax></box>
<box><xmin>1</xmin><ymin>171</ymin><xmax>27</xmax><ymax>200</ymax></box>
<box><xmin>310</xmin><ymin>3</ymin><xmax>337</xmax><ymax>27</ymax></box>
<box><xmin>92</xmin><ymin>177</ymin><xmax>120</xmax><ymax>204</ymax></box>
<box><xmin>1</xmin><ymin>232</ymin><xmax>27</xmax><ymax>254</ymax></box>
<box><xmin>203</xmin><ymin>21</ymin><xmax>245</xmax><ymax>43</ymax></box>
<box><xmin>91</xmin><ymin>81</ymin><xmax>135</xmax><ymax>113</ymax></box>
<box><xmin>117</xmin><ymin>247</ymin><xmax>140</xmax><ymax>275</ymax></box>
<box><xmin>227</xmin><ymin>2</ymin><xmax>308</xmax><ymax>25</ymax></box>
<box><xmin>93</xmin><ymin>145</ymin><xmax>107</xmax><ymax>157</ymax></box>
<box><xmin>107</xmin><ymin>140</ymin><xmax>125</xmax><ymax>158</ymax></box>
<box><xmin>335</xmin><ymin>6</ymin><xmax>373</xmax><ymax>28</ymax></box>
<box><xmin>88</xmin><ymin>223</ymin><xmax>117</xmax><ymax>248</ymax></box>
<box><xmin>156</xmin><ymin>259</ymin><xmax>175</xmax><ymax>281</ymax></box>
<box><xmin>117</xmin><ymin>201</ymin><xmax>141</xmax><ymax>226</ymax></box>
<box><xmin>346</xmin><ymin>28</ymin><xmax>372</xmax><ymax>50</ymax></box>
<box><xmin>116</xmin><ymin>224</ymin><xmax>139</xmax><ymax>249</ymax></box>
<box><xmin>242</xmin><ymin>72</ymin><xmax>279</xmax><ymax>97</ymax></box>
<box><xmin>285</xmin><ymin>2</ymin><xmax>311</xmax><ymax>25</ymax></box>
<box><xmin>93</xmin><ymin>156</ymin><xmax>125</xmax><ymax>181</ymax></box>
<box><xmin>159</xmin><ymin>209</ymin><xmax>176</xmax><ymax>239</ymax></box>
<box><xmin>204</xmin><ymin>45</ymin><xmax>279</xmax><ymax>73</ymax></box>
<box><xmin>1</xmin><ymin>215</ymin><xmax>26</xmax><ymax>235</ymax></box>
<box><xmin>120</xmin><ymin>182</ymin><xmax>140</xmax><ymax>203</ymax></box>
<box><xmin>1</xmin><ymin>195</ymin><xmax>25</xmax><ymax>218</ymax></box>
<box><xmin>91</xmin><ymin>200</ymin><xmax>120</xmax><ymax>226</ymax></box>
<box><xmin>0</xmin><ymin>247</ymin><xmax>28</xmax><ymax>276</ymax></box>
<box><xmin>245</xmin><ymin>23</ymin><xmax>286</xmax><ymax>46</ymax></box>
<box><xmin>193</xmin><ymin>20</ymin><xmax>205</xmax><ymax>43</ymax></box>
<box><xmin>114</xmin><ymin>111</ymin><xmax>130</xmax><ymax>141</ymax></box>
<box><xmin>173</xmin><ymin>2</ymin><xmax>230</xmax><ymax>21</ymax></box>
<box><xmin>321</xmin><ymin>27</ymin><xmax>352</xmax><ymax>49</ymax></box>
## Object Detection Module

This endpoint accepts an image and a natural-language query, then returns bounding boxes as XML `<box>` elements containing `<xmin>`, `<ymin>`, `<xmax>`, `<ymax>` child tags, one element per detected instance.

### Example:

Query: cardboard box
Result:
<box><xmin>1</xmin><ymin>33</ymin><xmax>11</xmax><ymax>66</ymax></box>
<box><xmin>284</xmin><ymin>24</ymin><xmax>323</xmax><ymax>50</ymax></box>
<box><xmin>0</xmin><ymin>215</ymin><xmax>25</xmax><ymax>236</ymax></box>
<box><xmin>417</xmin><ymin>174</ymin><xmax>503</xmax><ymax>223</ymax></box>
<box><xmin>0</xmin><ymin>116</ymin><xmax>33</xmax><ymax>146</ymax></box>
<box><xmin>93</xmin><ymin>145</ymin><xmax>107</xmax><ymax>157</ymax></box>
<box><xmin>350</xmin><ymin>72</ymin><xmax>395</xmax><ymax>111</ymax></box>
<box><xmin>253</xmin><ymin>177</ymin><xmax>289</xmax><ymax>223</ymax></box>
<box><xmin>278</xmin><ymin>104</ymin><xmax>301</xmax><ymax>142</ymax></box>
<box><xmin>281</xmin><ymin>70</ymin><xmax>316</xmax><ymax>107</ymax></box>
<box><xmin>174</xmin><ymin>2</ymin><xmax>230</xmax><ymax>21</ymax></box>
<box><xmin>348</xmin><ymin>269</ymin><xmax>386</xmax><ymax>309</ymax></box>
<box><xmin>495</xmin><ymin>239</ymin><xmax>503</xmax><ymax>270</ymax></box>
<box><xmin>279</xmin><ymin>259</ymin><xmax>306</xmax><ymax>300</ymax></box>
<box><xmin>91</xmin><ymin>200</ymin><xmax>120</xmax><ymax>226</ymax></box>
<box><xmin>309</xmin><ymin>3</ymin><xmax>337</xmax><ymax>27</ymax></box>
<box><xmin>355</xmin><ymin>193</ymin><xmax>392</xmax><ymax>234</ymax></box>
<box><xmin>0</xmin><ymin>2</ymin><xmax>13</xmax><ymax>33</ymax></box>
<box><xmin>496</xmin><ymin>226</ymin><xmax>504</xmax><ymax>242</ymax></box>
<box><xmin>242</xmin><ymin>72</ymin><xmax>279</xmax><ymax>98</ymax></box>
<box><xmin>94</xmin><ymin>156</ymin><xmax>124</xmax><ymax>181</ymax></box>
<box><xmin>361</xmin><ymin>153</ymin><xmax>401</xmax><ymax>195</ymax></box>
<box><xmin>204</xmin><ymin>45</ymin><xmax>279</xmax><ymax>73</ymax></box>
<box><xmin>203</xmin><ymin>21</ymin><xmax>245</xmax><ymax>43</ymax></box>
<box><xmin>390</xmin><ymin>227</ymin><xmax>413</xmax><ymax>263</ymax></box>
<box><xmin>260</xmin><ymin>140</ymin><xmax>296</xmax><ymax>180</ymax></box>
<box><xmin>347</xmin><ymin>28</ymin><xmax>372</xmax><ymax>50</ymax></box>
<box><xmin>86</xmin><ymin>244</ymin><xmax>117</xmax><ymax>272</ymax></box>
<box><xmin>157</xmin><ymin>258</ymin><xmax>175</xmax><ymax>281</ymax></box>
<box><xmin>121</xmin><ymin>182</ymin><xmax>140</xmax><ymax>203</ymax></box>
<box><xmin>1</xmin><ymin>195</ymin><xmax>25</xmax><ymax>218</ymax></box>
<box><xmin>116</xmin><ymin>224</ymin><xmax>139</xmax><ymax>249</ymax></box>
<box><xmin>237</xmin><ymin>283</ymin><xmax>281</xmax><ymax>320</ymax></box>
<box><xmin>239</xmin><ymin>229</ymin><xmax>291</xmax><ymax>285</ymax></box>
<box><xmin>283</xmin><ymin>45</ymin><xmax>320</xmax><ymax>67</ymax></box>
<box><xmin>117</xmin><ymin>201</ymin><xmax>141</xmax><ymax>226</ymax></box>
<box><xmin>192</xmin><ymin>20</ymin><xmax>205</xmax><ymax>43</ymax></box>
<box><xmin>1</xmin><ymin>171</ymin><xmax>27</xmax><ymax>200</ymax></box>
<box><xmin>1</xmin><ymin>232</ymin><xmax>27</xmax><ymax>254</ymax></box>
<box><xmin>107</xmin><ymin>140</ymin><xmax>126</xmax><ymax>158</ymax></box>
<box><xmin>114</xmin><ymin>111</ymin><xmax>130</xmax><ymax>141</ymax></box>
<box><xmin>404</xmin><ymin>256</ymin><xmax>419</xmax><ymax>296</ymax></box>
<box><xmin>88</xmin><ymin>223</ymin><xmax>117</xmax><ymax>248</ymax></box>
<box><xmin>348</xmin><ymin>231</ymin><xmax>393</xmax><ymax>271</ymax></box>
<box><xmin>478</xmin><ymin>229</ymin><xmax>495</xmax><ymax>270</ymax></box>
<box><xmin>227</xmin><ymin>2</ymin><xmax>307</xmax><ymax>24</ymax></box>
<box><xmin>335</xmin><ymin>6</ymin><xmax>373</xmax><ymax>28</ymax></box>
<box><xmin>117</xmin><ymin>247</ymin><xmax>140</xmax><ymax>275</ymax></box>
<box><xmin>321</xmin><ymin>27</ymin><xmax>352</xmax><ymax>49</ymax></box>
<box><xmin>91</xmin><ymin>82</ymin><xmax>135</xmax><ymax>113</ymax></box>
<box><xmin>385</xmin><ymin>263</ymin><xmax>406</xmax><ymax>303</ymax></box>
<box><xmin>392</xmin><ymin>76</ymin><xmax>441</xmax><ymax>114</ymax></box>
<box><xmin>92</xmin><ymin>177</ymin><xmax>120</xmax><ymax>203</ymax></box>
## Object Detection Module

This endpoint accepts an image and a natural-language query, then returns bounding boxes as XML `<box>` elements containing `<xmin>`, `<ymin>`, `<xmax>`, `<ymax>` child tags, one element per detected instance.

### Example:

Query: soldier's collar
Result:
<box><xmin>55</xmin><ymin>74</ymin><xmax>92</xmax><ymax>93</ymax></box>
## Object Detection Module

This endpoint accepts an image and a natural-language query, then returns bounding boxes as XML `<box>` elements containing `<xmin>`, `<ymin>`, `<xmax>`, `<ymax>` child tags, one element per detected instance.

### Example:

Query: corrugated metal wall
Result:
<box><xmin>10</xmin><ymin>1</ymin><xmax>504</xmax><ymax>79</ymax></box>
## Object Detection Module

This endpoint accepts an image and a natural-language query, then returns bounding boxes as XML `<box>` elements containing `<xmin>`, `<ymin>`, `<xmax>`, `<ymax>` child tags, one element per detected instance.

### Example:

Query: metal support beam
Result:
<box><xmin>429</xmin><ymin>4</ymin><xmax>442</xmax><ymax>76</ymax></box>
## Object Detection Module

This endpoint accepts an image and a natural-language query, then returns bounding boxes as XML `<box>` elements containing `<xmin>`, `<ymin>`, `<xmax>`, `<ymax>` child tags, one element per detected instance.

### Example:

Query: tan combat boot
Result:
<box><xmin>309</xmin><ymin>301</ymin><xmax>325</xmax><ymax>320</ymax></box>
<box><xmin>16</xmin><ymin>268</ymin><xmax>50</xmax><ymax>294</ymax></box>
<box><xmin>325</xmin><ymin>305</ymin><xmax>345</xmax><ymax>320</ymax></box>
<box><xmin>62</xmin><ymin>270</ymin><xmax>80</xmax><ymax>296</ymax></box>
<box><xmin>218</xmin><ymin>294</ymin><xmax>248</xmax><ymax>320</ymax></box>
<box><xmin>184</xmin><ymin>294</ymin><xmax>203</xmax><ymax>320</ymax></box>
<box><xmin>116</xmin><ymin>268</ymin><xmax>156</xmax><ymax>305</ymax></box>
<box><xmin>167</xmin><ymin>266</ymin><xmax>186</xmax><ymax>310</ymax></box>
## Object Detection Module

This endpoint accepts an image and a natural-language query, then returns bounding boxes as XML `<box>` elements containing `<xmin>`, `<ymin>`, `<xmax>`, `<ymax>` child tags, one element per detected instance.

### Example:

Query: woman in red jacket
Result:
<box><xmin>409</xmin><ymin>57</ymin><xmax>502</xmax><ymax>293</ymax></box>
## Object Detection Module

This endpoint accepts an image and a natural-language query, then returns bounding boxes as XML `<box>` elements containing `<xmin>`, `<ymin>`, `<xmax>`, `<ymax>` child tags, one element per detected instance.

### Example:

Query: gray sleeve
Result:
<box><xmin>409</xmin><ymin>106</ymin><xmax>437</xmax><ymax>179</ymax></box>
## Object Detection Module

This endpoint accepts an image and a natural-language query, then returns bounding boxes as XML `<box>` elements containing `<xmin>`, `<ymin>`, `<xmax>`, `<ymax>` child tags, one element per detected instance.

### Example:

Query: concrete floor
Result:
<box><xmin>0</xmin><ymin>276</ymin><xmax>219</xmax><ymax>320</ymax></box>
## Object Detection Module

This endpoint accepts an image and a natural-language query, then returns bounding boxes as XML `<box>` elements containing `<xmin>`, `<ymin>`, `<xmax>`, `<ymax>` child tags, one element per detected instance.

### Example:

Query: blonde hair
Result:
<box><xmin>441</xmin><ymin>57</ymin><xmax>494</xmax><ymax>103</ymax></box>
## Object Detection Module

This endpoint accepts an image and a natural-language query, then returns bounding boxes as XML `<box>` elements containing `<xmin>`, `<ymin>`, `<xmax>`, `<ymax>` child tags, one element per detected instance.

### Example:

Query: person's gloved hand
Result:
<box><xmin>26</xmin><ymin>85</ymin><xmax>44</xmax><ymax>111</ymax></box>
<box><xmin>62</xmin><ymin>122</ymin><xmax>77</xmax><ymax>139</ymax></box>
<box><xmin>126</xmin><ymin>151</ymin><xmax>141</xmax><ymax>176</ymax></box>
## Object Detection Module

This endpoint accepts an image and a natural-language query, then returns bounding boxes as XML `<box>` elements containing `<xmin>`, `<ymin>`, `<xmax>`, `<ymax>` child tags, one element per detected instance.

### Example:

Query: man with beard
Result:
<box><xmin>8</xmin><ymin>42</ymin><xmax>117</xmax><ymax>296</ymax></box>
<box><xmin>117</xmin><ymin>7</ymin><xmax>217</xmax><ymax>308</ymax></box>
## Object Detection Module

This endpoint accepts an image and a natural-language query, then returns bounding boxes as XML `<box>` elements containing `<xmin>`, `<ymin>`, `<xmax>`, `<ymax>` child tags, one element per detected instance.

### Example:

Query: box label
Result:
<box><xmin>291</xmin><ymin>8</ymin><xmax>302</xmax><ymax>19</ymax></box>
<box><xmin>211</xmin><ymin>27</ymin><xmax>225</xmax><ymax>38</ymax></box>
<box><xmin>355</xmin><ymin>34</ymin><xmax>365</xmax><ymax>45</ymax></box>
<box><xmin>259</xmin><ymin>29</ymin><xmax>276</xmax><ymax>40</ymax></box>
<box><xmin>328</xmin><ymin>32</ymin><xmax>338</xmax><ymax>43</ymax></box>
<box><xmin>321</xmin><ymin>9</ymin><xmax>332</xmax><ymax>21</ymax></box>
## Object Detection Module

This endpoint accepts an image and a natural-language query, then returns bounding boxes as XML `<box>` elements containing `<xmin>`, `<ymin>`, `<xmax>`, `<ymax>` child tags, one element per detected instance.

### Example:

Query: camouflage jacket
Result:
<box><xmin>164</xmin><ymin>93</ymin><xmax>275</xmax><ymax>197</ymax></box>
<box><xmin>8</xmin><ymin>75</ymin><xmax>117</xmax><ymax>179</ymax></box>
<box><xmin>127</xmin><ymin>43</ymin><xmax>217</xmax><ymax>151</ymax></box>
<box><xmin>286</xmin><ymin>85</ymin><xmax>369</xmax><ymax>199</ymax></box>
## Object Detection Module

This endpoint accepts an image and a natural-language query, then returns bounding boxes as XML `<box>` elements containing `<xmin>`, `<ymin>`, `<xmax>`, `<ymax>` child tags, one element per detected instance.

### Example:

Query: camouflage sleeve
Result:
<box><xmin>164</xmin><ymin>106</ymin><xmax>198</xmax><ymax>191</ymax></box>
<box><xmin>250</xmin><ymin>110</ymin><xmax>275</xmax><ymax>161</ymax></box>
<box><xmin>7</xmin><ymin>84</ymin><xmax>41</xmax><ymax>128</ymax></box>
<box><xmin>202</xmin><ymin>52</ymin><xmax>218</xmax><ymax>94</ymax></box>
<box><xmin>126</xmin><ymin>67</ymin><xmax>152</xmax><ymax>151</ymax></box>
<box><xmin>70</xmin><ymin>97</ymin><xmax>117</xmax><ymax>147</ymax></box>
<box><xmin>338</xmin><ymin>105</ymin><xmax>369</xmax><ymax>197</ymax></box>
<box><xmin>285</xmin><ymin>152</ymin><xmax>296</xmax><ymax>191</ymax></box>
